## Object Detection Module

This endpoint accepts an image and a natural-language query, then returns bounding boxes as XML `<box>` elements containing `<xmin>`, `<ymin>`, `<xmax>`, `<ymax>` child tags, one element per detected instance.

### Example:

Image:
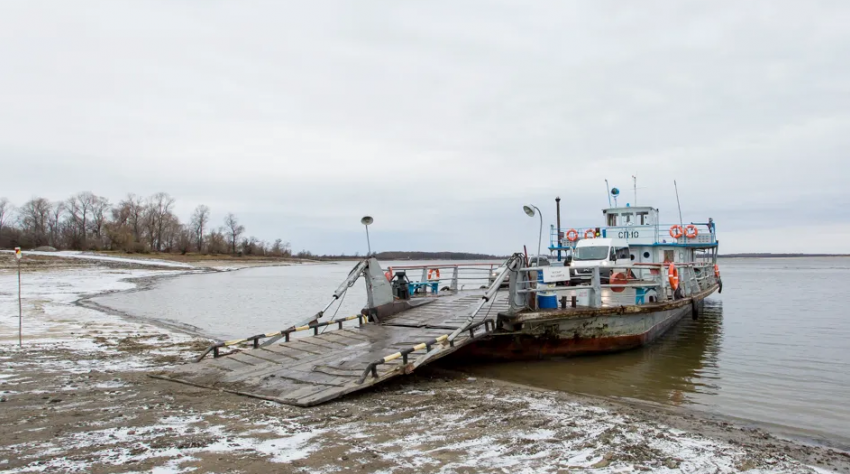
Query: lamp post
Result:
<box><xmin>523</xmin><ymin>205</ymin><xmax>542</xmax><ymax>266</ymax></box>
<box><xmin>361</xmin><ymin>216</ymin><xmax>373</xmax><ymax>257</ymax></box>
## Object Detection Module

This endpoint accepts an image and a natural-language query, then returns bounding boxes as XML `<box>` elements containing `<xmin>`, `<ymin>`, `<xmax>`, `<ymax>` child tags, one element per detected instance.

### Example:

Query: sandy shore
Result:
<box><xmin>1</xmin><ymin>255</ymin><xmax>848</xmax><ymax>473</ymax></box>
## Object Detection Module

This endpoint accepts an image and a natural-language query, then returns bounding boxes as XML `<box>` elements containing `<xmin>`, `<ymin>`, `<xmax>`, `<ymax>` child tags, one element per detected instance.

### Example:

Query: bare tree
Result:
<box><xmin>206</xmin><ymin>226</ymin><xmax>228</xmax><ymax>254</ymax></box>
<box><xmin>48</xmin><ymin>202</ymin><xmax>65</xmax><ymax>248</ymax></box>
<box><xmin>224</xmin><ymin>213</ymin><xmax>245</xmax><ymax>254</ymax></box>
<box><xmin>270</xmin><ymin>239</ymin><xmax>291</xmax><ymax>257</ymax></box>
<box><xmin>190</xmin><ymin>205</ymin><xmax>210</xmax><ymax>253</ymax></box>
<box><xmin>66</xmin><ymin>192</ymin><xmax>98</xmax><ymax>249</ymax></box>
<box><xmin>88</xmin><ymin>196</ymin><xmax>110</xmax><ymax>249</ymax></box>
<box><xmin>18</xmin><ymin>197</ymin><xmax>52</xmax><ymax>246</ymax></box>
<box><xmin>145</xmin><ymin>192</ymin><xmax>176</xmax><ymax>251</ymax></box>
<box><xmin>119</xmin><ymin>194</ymin><xmax>146</xmax><ymax>246</ymax></box>
<box><xmin>0</xmin><ymin>197</ymin><xmax>10</xmax><ymax>238</ymax></box>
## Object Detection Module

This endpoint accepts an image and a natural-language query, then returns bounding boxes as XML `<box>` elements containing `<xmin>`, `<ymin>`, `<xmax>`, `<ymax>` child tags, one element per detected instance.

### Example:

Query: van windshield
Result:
<box><xmin>574</xmin><ymin>246</ymin><xmax>610</xmax><ymax>261</ymax></box>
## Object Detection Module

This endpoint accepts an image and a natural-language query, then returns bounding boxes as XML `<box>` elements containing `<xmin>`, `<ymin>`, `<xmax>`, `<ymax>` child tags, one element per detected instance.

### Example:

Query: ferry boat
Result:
<box><xmin>460</xmin><ymin>187</ymin><xmax>723</xmax><ymax>359</ymax></box>
<box><xmin>171</xmin><ymin>186</ymin><xmax>723</xmax><ymax>405</ymax></box>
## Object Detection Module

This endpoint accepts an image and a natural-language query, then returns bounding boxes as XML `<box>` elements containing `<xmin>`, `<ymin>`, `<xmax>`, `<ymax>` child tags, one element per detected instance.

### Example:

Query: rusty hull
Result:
<box><xmin>459</xmin><ymin>284</ymin><xmax>718</xmax><ymax>360</ymax></box>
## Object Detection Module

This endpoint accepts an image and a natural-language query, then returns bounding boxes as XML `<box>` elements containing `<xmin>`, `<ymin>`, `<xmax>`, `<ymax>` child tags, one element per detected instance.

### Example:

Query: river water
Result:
<box><xmin>93</xmin><ymin>258</ymin><xmax>850</xmax><ymax>446</ymax></box>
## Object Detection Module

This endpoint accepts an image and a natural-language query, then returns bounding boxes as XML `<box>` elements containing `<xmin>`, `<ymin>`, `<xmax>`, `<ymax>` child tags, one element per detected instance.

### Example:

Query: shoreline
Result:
<box><xmin>1</xmin><ymin>258</ymin><xmax>849</xmax><ymax>472</ymax></box>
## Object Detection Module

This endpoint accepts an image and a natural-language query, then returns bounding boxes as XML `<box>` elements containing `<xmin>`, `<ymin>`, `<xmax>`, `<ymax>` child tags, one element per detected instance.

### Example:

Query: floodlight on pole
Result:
<box><xmin>523</xmin><ymin>205</ymin><xmax>542</xmax><ymax>266</ymax></box>
<box><xmin>361</xmin><ymin>216</ymin><xmax>373</xmax><ymax>256</ymax></box>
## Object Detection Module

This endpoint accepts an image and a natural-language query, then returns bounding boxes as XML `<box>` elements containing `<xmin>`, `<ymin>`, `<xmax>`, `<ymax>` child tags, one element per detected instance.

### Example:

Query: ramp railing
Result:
<box><xmin>195</xmin><ymin>313</ymin><xmax>370</xmax><ymax>362</ymax></box>
<box><xmin>195</xmin><ymin>257</ymin><xmax>386</xmax><ymax>362</ymax></box>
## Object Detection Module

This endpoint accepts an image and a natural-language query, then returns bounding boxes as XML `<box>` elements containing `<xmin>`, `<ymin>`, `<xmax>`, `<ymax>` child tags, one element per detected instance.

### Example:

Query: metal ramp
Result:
<box><xmin>151</xmin><ymin>291</ymin><xmax>510</xmax><ymax>406</ymax></box>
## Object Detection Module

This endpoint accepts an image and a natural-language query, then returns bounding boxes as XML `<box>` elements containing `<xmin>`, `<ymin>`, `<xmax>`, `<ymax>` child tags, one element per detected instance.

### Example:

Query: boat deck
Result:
<box><xmin>152</xmin><ymin>292</ymin><xmax>509</xmax><ymax>406</ymax></box>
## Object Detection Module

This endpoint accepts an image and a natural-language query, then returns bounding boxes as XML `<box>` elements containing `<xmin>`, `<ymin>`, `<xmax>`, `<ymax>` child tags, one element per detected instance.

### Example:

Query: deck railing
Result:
<box><xmin>385</xmin><ymin>263</ymin><xmax>503</xmax><ymax>293</ymax></box>
<box><xmin>510</xmin><ymin>261</ymin><xmax>719</xmax><ymax>310</ymax></box>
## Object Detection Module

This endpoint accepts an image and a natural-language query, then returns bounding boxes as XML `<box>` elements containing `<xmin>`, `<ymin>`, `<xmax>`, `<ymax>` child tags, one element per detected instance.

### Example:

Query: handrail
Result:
<box><xmin>195</xmin><ymin>313</ymin><xmax>369</xmax><ymax>362</ymax></box>
<box><xmin>387</xmin><ymin>263</ymin><xmax>499</xmax><ymax>269</ymax></box>
<box><xmin>357</xmin><ymin>319</ymin><xmax>496</xmax><ymax>384</ymax></box>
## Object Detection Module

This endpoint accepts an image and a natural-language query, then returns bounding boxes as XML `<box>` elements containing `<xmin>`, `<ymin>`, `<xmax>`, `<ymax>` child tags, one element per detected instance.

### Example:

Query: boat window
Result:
<box><xmin>643</xmin><ymin>251</ymin><xmax>651</xmax><ymax>259</ymax></box>
<box><xmin>622</xmin><ymin>213</ymin><xmax>633</xmax><ymax>225</ymax></box>
<box><xmin>637</xmin><ymin>212</ymin><xmax>650</xmax><ymax>225</ymax></box>
<box><xmin>574</xmin><ymin>246</ymin><xmax>610</xmax><ymax>261</ymax></box>
<box><xmin>607</xmin><ymin>213</ymin><xmax>617</xmax><ymax>226</ymax></box>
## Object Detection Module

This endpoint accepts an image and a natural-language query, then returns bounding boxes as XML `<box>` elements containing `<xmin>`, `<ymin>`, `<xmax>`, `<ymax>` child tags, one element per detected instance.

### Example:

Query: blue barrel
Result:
<box><xmin>536</xmin><ymin>270</ymin><xmax>558</xmax><ymax>309</ymax></box>
<box><xmin>537</xmin><ymin>293</ymin><xmax>558</xmax><ymax>309</ymax></box>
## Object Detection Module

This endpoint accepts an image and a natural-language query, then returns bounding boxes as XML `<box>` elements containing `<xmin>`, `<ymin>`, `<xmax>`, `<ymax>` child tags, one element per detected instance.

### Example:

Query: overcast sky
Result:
<box><xmin>1</xmin><ymin>1</ymin><xmax>848</xmax><ymax>255</ymax></box>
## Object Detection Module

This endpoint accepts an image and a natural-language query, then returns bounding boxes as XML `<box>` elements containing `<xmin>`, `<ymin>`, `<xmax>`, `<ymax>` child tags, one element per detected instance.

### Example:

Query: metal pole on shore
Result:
<box><xmin>15</xmin><ymin>247</ymin><xmax>22</xmax><ymax>347</ymax></box>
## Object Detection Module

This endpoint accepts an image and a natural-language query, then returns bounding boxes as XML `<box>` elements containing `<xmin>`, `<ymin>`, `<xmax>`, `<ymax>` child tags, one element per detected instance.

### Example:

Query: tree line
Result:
<box><xmin>0</xmin><ymin>193</ymin><xmax>291</xmax><ymax>257</ymax></box>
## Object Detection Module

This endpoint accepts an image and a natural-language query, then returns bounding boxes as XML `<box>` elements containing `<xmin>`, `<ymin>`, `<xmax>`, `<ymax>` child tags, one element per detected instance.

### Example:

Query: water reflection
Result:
<box><xmin>446</xmin><ymin>298</ymin><xmax>724</xmax><ymax>406</ymax></box>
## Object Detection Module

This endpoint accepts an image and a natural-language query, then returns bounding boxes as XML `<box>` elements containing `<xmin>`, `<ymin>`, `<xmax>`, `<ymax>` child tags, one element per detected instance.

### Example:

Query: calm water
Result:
<box><xmin>94</xmin><ymin>258</ymin><xmax>850</xmax><ymax>445</ymax></box>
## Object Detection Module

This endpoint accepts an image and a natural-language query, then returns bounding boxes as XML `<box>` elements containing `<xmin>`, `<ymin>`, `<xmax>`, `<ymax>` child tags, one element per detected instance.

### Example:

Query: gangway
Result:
<box><xmin>151</xmin><ymin>256</ymin><xmax>520</xmax><ymax>407</ymax></box>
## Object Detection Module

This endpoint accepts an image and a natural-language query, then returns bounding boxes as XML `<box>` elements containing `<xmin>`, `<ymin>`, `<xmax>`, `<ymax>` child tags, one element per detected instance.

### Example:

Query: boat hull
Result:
<box><xmin>459</xmin><ymin>285</ymin><xmax>717</xmax><ymax>360</ymax></box>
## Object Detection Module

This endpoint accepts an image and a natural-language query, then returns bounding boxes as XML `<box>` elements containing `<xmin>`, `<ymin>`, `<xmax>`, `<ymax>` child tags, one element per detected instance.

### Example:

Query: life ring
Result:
<box><xmin>610</xmin><ymin>272</ymin><xmax>628</xmax><ymax>293</ymax></box>
<box><xmin>565</xmin><ymin>229</ymin><xmax>579</xmax><ymax>242</ymax></box>
<box><xmin>684</xmin><ymin>225</ymin><xmax>698</xmax><ymax>239</ymax></box>
<box><xmin>669</xmin><ymin>225</ymin><xmax>684</xmax><ymax>239</ymax></box>
<box><xmin>668</xmin><ymin>263</ymin><xmax>679</xmax><ymax>291</ymax></box>
<box><xmin>714</xmin><ymin>264</ymin><xmax>720</xmax><ymax>278</ymax></box>
<box><xmin>427</xmin><ymin>268</ymin><xmax>440</xmax><ymax>280</ymax></box>
<box><xmin>584</xmin><ymin>229</ymin><xmax>596</xmax><ymax>239</ymax></box>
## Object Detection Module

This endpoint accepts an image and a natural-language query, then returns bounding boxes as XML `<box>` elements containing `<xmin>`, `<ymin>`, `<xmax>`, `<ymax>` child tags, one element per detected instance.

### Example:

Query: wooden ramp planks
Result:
<box><xmin>153</xmin><ymin>291</ymin><xmax>508</xmax><ymax>406</ymax></box>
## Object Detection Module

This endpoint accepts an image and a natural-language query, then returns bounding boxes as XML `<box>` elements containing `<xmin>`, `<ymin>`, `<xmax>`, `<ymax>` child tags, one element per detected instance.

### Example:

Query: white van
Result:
<box><xmin>569</xmin><ymin>238</ymin><xmax>631</xmax><ymax>283</ymax></box>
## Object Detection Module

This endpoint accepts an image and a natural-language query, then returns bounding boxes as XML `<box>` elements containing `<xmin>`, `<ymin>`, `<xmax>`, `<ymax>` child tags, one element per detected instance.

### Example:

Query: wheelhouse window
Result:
<box><xmin>637</xmin><ymin>212</ymin><xmax>650</xmax><ymax>225</ymax></box>
<box><xmin>574</xmin><ymin>246</ymin><xmax>610</xmax><ymax>261</ymax></box>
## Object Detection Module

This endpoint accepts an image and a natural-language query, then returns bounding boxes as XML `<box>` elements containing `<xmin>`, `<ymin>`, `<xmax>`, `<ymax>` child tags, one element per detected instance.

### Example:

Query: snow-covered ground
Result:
<box><xmin>0</xmin><ymin>266</ymin><xmax>194</xmax><ymax>347</ymax></box>
<box><xmin>0</xmin><ymin>250</ymin><xmax>195</xmax><ymax>268</ymax></box>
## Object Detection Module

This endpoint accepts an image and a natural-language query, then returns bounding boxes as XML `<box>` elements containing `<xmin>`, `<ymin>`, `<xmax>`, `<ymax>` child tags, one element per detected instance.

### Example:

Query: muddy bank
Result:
<box><xmin>2</xmin><ymin>340</ymin><xmax>849</xmax><ymax>474</ymax></box>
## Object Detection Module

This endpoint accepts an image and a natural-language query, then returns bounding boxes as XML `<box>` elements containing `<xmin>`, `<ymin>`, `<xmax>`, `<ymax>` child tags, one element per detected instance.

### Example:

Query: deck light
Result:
<box><xmin>523</xmin><ymin>205</ymin><xmax>542</xmax><ymax>267</ymax></box>
<box><xmin>361</xmin><ymin>216</ymin><xmax>373</xmax><ymax>256</ymax></box>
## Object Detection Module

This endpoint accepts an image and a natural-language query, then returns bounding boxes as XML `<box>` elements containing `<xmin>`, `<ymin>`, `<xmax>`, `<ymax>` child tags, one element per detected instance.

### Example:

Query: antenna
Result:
<box><xmin>673</xmin><ymin>181</ymin><xmax>684</xmax><ymax>231</ymax></box>
<box><xmin>604</xmin><ymin>180</ymin><xmax>612</xmax><ymax>207</ymax></box>
<box><xmin>632</xmin><ymin>175</ymin><xmax>637</xmax><ymax>206</ymax></box>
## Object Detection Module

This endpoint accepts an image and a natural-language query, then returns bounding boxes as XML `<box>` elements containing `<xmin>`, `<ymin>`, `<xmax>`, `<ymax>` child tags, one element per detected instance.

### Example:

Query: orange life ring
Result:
<box><xmin>427</xmin><ymin>268</ymin><xmax>440</xmax><ymax>280</ymax></box>
<box><xmin>714</xmin><ymin>264</ymin><xmax>720</xmax><ymax>278</ymax></box>
<box><xmin>610</xmin><ymin>272</ymin><xmax>628</xmax><ymax>293</ymax></box>
<box><xmin>565</xmin><ymin>229</ymin><xmax>579</xmax><ymax>242</ymax></box>
<box><xmin>684</xmin><ymin>225</ymin><xmax>698</xmax><ymax>239</ymax></box>
<box><xmin>584</xmin><ymin>229</ymin><xmax>596</xmax><ymax>239</ymax></box>
<box><xmin>668</xmin><ymin>263</ymin><xmax>679</xmax><ymax>291</ymax></box>
<box><xmin>669</xmin><ymin>225</ymin><xmax>684</xmax><ymax>239</ymax></box>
